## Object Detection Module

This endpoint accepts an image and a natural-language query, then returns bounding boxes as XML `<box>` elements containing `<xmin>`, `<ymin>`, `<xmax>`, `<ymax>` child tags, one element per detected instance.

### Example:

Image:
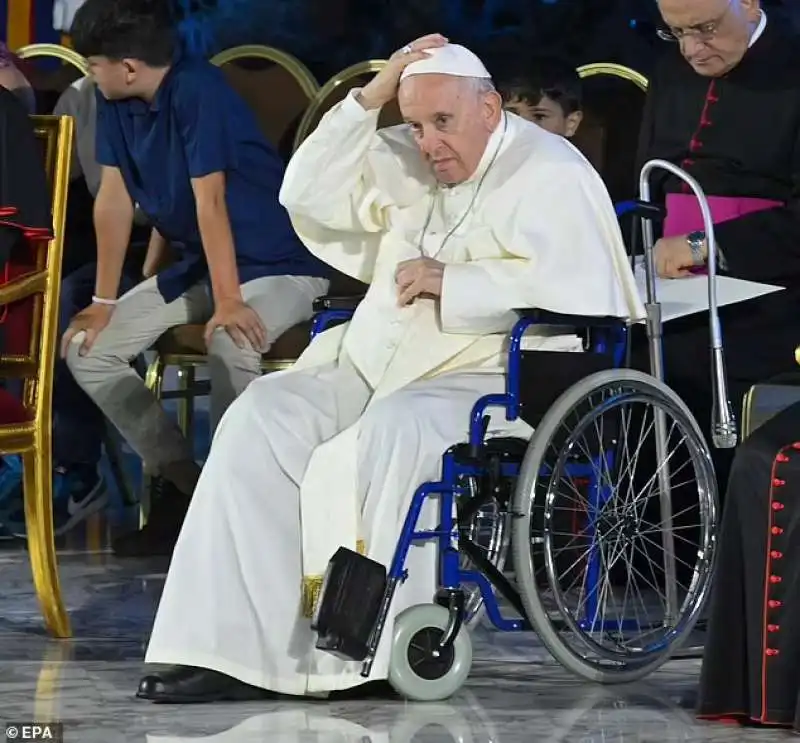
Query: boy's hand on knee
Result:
<box><xmin>204</xmin><ymin>298</ymin><xmax>267</xmax><ymax>352</ymax></box>
<box><xmin>60</xmin><ymin>304</ymin><xmax>114</xmax><ymax>358</ymax></box>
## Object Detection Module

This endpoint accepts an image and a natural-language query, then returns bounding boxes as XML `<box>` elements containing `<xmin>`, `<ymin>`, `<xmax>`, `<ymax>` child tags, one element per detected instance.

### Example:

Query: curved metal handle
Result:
<box><xmin>638</xmin><ymin>159</ymin><xmax>737</xmax><ymax>449</ymax></box>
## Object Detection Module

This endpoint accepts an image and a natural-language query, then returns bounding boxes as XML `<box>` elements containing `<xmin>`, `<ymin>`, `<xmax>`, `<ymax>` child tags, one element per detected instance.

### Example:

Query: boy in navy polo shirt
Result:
<box><xmin>62</xmin><ymin>0</ymin><xmax>329</xmax><ymax>557</ymax></box>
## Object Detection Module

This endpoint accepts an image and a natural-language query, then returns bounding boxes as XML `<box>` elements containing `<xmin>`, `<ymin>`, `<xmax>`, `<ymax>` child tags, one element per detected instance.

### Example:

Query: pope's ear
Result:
<box><xmin>485</xmin><ymin>90</ymin><xmax>503</xmax><ymax>125</ymax></box>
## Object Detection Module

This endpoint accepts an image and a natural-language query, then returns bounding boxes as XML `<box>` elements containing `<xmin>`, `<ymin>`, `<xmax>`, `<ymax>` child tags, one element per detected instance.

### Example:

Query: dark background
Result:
<box><xmin>174</xmin><ymin>0</ymin><xmax>799</xmax><ymax>82</ymax></box>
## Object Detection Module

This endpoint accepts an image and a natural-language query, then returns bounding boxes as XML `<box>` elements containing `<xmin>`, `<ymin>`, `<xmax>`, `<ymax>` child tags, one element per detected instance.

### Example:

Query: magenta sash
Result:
<box><xmin>663</xmin><ymin>193</ymin><xmax>783</xmax><ymax>238</ymax></box>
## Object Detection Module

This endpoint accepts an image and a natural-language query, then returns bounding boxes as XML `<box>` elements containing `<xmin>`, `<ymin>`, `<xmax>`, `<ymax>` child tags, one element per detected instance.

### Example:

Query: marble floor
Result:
<box><xmin>0</xmin><ymin>384</ymin><xmax>790</xmax><ymax>742</ymax></box>
<box><xmin>0</xmin><ymin>538</ymin><xmax>790</xmax><ymax>743</ymax></box>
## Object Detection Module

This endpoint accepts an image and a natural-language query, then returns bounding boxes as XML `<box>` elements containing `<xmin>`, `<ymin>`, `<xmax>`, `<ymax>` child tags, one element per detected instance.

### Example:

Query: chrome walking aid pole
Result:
<box><xmin>637</xmin><ymin>160</ymin><xmax>737</xmax><ymax>622</ymax></box>
<box><xmin>639</xmin><ymin>159</ymin><xmax>738</xmax><ymax>449</ymax></box>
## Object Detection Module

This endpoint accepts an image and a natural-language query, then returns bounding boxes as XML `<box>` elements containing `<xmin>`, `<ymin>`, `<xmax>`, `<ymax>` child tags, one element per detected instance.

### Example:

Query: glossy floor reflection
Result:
<box><xmin>0</xmin><ymin>381</ymin><xmax>787</xmax><ymax>741</ymax></box>
<box><xmin>0</xmin><ymin>538</ymin><xmax>790</xmax><ymax>742</ymax></box>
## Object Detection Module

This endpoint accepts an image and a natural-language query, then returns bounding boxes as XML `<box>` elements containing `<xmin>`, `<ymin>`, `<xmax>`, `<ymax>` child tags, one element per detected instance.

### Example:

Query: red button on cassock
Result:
<box><xmin>771</xmin><ymin>551</ymin><xmax>784</xmax><ymax>559</ymax></box>
<box><xmin>770</xmin><ymin>575</ymin><xmax>782</xmax><ymax>584</ymax></box>
<box><xmin>766</xmin><ymin>648</ymin><xmax>780</xmax><ymax>656</ymax></box>
<box><xmin>772</xmin><ymin>502</ymin><xmax>785</xmax><ymax>510</ymax></box>
<box><xmin>769</xmin><ymin>600</ymin><xmax>783</xmax><ymax>609</ymax></box>
<box><xmin>772</xmin><ymin>527</ymin><xmax>784</xmax><ymax>535</ymax></box>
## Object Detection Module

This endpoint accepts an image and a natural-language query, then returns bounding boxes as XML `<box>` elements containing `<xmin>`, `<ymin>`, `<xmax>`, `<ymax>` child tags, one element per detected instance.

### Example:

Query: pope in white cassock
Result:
<box><xmin>137</xmin><ymin>34</ymin><xmax>644</xmax><ymax>703</ymax></box>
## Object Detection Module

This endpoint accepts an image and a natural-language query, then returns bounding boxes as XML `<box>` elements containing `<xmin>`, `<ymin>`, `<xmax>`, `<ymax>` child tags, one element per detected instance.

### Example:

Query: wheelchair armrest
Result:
<box><xmin>614</xmin><ymin>199</ymin><xmax>666</xmax><ymax>222</ymax></box>
<box><xmin>312</xmin><ymin>294</ymin><xmax>366</xmax><ymax>313</ymax></box>
<box><xmin>514</xmin><ymin>308</ymin><xmax>627</xmax><ymax>330</ymax></box>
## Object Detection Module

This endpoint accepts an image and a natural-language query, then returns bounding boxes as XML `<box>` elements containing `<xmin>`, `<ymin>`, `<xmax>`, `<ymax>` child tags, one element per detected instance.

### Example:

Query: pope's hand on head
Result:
<box><xmin>357</xmin><ymin>34</ymin><xmax>448</xmax><ymax>111</ymax></box>
<box><xmin>395</xmin><ymin>257</ymin><xmax>445</xmax><ymax>306</ymax></box>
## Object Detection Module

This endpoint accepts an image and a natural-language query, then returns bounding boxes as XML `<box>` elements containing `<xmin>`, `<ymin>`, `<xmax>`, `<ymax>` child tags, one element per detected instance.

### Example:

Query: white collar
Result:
<box><xmin>749</xmin><ymin>10</ymin><xmax>767</xmax><ymax>48</ymax></box>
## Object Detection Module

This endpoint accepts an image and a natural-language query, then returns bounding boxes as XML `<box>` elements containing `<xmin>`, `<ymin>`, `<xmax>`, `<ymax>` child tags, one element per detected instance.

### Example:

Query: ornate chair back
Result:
<box><xmin>15</xmin><ymin>44</ymin><xmax>88</xmax><ymax>114</ymax></box>
<box><xmin>293</xmin><ymin>59</ymin><xmax>404</xmax><ymax>153</ymax></box>
<box><xmin>211</xmin><ymin>45</ymin><xmax>319</xmax><ymax>161</ymax></box>
<box><xmin>574</xmin><ymin>63</ymin><xmax>649</xmax><ymax>203</ymax></box>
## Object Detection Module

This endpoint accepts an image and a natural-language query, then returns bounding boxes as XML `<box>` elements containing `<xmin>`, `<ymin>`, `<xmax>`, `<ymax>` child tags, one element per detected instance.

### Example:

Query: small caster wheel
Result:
<box><xmin>388</xmin><ymin>604</ymin><xmax>472</xmax><ymax>702</ymax></box>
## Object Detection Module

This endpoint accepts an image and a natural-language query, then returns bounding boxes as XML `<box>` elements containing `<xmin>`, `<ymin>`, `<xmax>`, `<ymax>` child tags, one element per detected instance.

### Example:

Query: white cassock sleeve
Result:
<box><xmin>280</xmin><ymin>91</ymin><xmax>431</xmax><ymax>283</ymax></box>
<box><xmin>439</xmin><ymin>155</ymin><xmax>641</xmax><ymax>334</ymax></box>
<box><xmin>279</xmin><ymin>91</ymin><xmax>389</xmax><ymax>233</ymax></box>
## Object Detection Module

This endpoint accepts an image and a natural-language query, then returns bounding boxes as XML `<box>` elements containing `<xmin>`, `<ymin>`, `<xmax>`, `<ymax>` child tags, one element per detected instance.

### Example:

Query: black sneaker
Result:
<box><xmin>112</xmin><ymin>476</ymin><xmax>191</xmax><ymax>558</ymax></box>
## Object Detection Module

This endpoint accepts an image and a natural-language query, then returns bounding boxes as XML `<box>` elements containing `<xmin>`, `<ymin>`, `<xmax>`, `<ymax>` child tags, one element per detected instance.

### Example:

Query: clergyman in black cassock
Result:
<box><xmin>635</xmin><ymin>2</ymin><xmax>800</xmax><ymax>492</ymax></box>
<box><xmin>697</xmin><ymin>395</ymin><xmax>800</xmax><ymax>728</ymax></box>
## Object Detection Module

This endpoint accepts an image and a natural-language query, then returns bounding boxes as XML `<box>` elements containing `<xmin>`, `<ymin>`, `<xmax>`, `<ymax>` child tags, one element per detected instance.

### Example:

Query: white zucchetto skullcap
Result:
<box><xmin>399</xmin><ymin>44</ymin><xmax>491</xmax><ymax>82</ymax></box>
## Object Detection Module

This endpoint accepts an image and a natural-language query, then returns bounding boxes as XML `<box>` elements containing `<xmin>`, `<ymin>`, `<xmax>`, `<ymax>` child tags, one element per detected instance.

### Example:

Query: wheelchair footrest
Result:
<box><xmin>312</xmin><ymin>547</ymin><xmax>387</xmax><ymax>662</ymax></box>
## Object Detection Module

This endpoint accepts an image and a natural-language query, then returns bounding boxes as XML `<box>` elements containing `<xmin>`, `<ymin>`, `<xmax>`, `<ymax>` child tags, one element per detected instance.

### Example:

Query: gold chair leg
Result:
<box><xmin>22</xmin><ymin>443</ymin><xmax>71</xmax><ymax>638</ymax></box>
<box><xmin>141</xmin><ymin>355</ymin><xmax>167</xmax><ymax>526</ymax></box>
<box><xmin>144</xmin><ymin>355</ymin><xmax>165</xmax><ymax>397</ymax></box>
<box><xmin>34</xmin><ymin>642</ymin><xmax>72</xmax><ymax>721</ymax></box>
<box><xmin>175</xmin><ymin>364</ymin><xmax>197</xmax><ymax>454</ymax></box>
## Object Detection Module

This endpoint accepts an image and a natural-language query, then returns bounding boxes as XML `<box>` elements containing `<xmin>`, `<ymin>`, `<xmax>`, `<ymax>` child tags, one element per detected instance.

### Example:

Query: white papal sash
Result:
<box><xmin>298</xmin><ymin>421</ymin><xmax>364</xmax><ymax>617</ymax></box>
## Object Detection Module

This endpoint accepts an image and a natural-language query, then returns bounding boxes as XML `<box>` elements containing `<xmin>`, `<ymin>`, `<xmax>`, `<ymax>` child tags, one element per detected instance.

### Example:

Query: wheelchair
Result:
<box><xmin>309</xmin><ymin>162</ymin><xmax>727</xmax><ymax>702</ymax></box>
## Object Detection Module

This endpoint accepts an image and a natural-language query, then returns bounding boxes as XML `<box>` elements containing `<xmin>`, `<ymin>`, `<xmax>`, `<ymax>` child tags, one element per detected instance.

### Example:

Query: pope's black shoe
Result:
<box><xmin>137</xmin><ymin>665</ymin><xmax>273</xmax><ymax>704</ymax></box>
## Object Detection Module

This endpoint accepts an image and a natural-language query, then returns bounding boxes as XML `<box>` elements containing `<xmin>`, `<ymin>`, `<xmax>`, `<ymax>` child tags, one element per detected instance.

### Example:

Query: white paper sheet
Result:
<box><xmin>633</xmin><ymin>258</ymin><xmax>784</xmax><ymax>323</ymax></box>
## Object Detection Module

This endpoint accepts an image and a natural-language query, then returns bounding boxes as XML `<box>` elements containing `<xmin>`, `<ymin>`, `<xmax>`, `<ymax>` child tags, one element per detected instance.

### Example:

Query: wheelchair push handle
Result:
<box><xmin>637</xmin><ymin>159</ymin><xmax>737</xmax><ymax>449</ymax></box>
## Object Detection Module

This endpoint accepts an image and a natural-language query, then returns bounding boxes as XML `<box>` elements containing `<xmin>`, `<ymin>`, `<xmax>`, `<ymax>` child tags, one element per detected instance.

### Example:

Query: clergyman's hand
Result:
<box><xmin>204</xmin><ymin>297</ymin><xmax>267</xmax><ymax>351</ymax></box>
<box><xmin>60</xmin><ymin>303</ymin><xmax>114</xmax><ymax>358</ymax></box>
<box><xmin>357</xmin><ymin>34</ymin><xmax>448</xmax><ymax>111</ymax></box>
<box><xmin>654</xmin><ymin>235</ymin><xmax>705</xmax><ymax>279</ymax></box>
<box><xmin>395</xmin><ymin>257</ymin><xmax>445</xmax><ymax>306</ymax></box>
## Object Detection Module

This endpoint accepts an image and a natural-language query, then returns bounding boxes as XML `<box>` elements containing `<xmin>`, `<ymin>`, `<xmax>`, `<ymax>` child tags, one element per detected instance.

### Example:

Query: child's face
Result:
<box><xmin>505</xmin><ymin>94</ymin><xmax>583</xmax><ymax>138</ymax></box>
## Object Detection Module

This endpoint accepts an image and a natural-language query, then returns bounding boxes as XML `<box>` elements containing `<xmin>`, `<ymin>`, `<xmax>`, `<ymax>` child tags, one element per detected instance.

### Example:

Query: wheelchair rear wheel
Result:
<box><xmin>512</xmin><ymin>369</ymin><xmax>717</xmax><ymax>683</ymax></box>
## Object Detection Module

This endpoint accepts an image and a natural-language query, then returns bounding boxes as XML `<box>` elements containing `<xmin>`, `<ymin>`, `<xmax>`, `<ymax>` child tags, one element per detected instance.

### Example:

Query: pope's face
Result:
<box><xmin>398</xmin><ymin>74</ymin><xmax>503</xmax><ymax>185</ymax></box>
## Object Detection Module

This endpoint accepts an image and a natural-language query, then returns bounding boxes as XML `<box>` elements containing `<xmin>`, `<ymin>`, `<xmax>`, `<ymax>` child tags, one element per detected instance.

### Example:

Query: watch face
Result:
<box><xmin>687</xmin><ymin>231</ymin><xmax>705</xmax><ymax>243</ymax></box>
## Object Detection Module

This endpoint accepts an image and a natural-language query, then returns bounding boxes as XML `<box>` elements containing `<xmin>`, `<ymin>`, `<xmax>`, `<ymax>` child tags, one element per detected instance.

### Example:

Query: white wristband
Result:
<box><xmin>92</xmin><ymin>295</ymin><xmax>117</xmax><ymax>306</ymax></box>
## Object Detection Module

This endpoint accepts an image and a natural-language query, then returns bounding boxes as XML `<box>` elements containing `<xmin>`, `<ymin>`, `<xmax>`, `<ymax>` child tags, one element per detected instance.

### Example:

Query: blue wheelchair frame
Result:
<box><xmin>308</xmin><ymin>199</ymin><xmax>661</xmax><ymax>677</ymax></box>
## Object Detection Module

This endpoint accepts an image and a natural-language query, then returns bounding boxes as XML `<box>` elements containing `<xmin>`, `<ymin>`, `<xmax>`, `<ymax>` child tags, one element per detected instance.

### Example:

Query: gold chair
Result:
<box><xmin>144</xmin><ymin>322</ymin><xmax>320</xmax><ymax>445</ymax></box>
<box><xmin>739</xmin><ymin>350</ymin><xmax>800</xmax><ymax>440</ymax></box>
<box><xmin>211</xmin><ymin>45</ymin><xmax>319</xmax><ymax>159</ymax></box>
<box><xmin>0</xmin><ymin>115</ymin><xmax>74</xmax><ymax>637</ymax></box>
<box><xmin>293</xmin><ymin>60</ymin><xmax>404</xmax><ymax>151</ymax></box>
<box><xmin>575</xmin><ymin>63</ymin><xmax>649</xmax><ymax>203</ymax></box>
<box><xmin>15</xmin><ymin>44</ymin><xmax>88</xmax><ymax>113</ymax></box>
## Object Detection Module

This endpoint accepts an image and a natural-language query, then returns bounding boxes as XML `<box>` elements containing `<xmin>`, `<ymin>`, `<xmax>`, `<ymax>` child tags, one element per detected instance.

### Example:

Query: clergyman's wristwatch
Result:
<box><xmin>686</xmin><ymin>230</ymin><xmax>706</xmax><ymax>265</ymax></box>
